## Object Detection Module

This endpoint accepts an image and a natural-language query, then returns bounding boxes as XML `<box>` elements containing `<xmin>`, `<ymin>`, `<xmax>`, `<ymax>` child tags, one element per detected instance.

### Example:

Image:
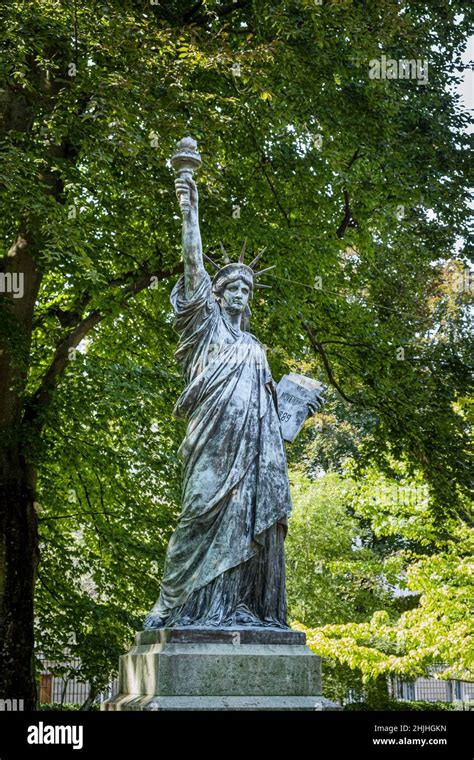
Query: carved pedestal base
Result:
<box><xmin>101</xmin><ymin>628</ymin><xmax>341</xmax><ymax>711</ymax></box>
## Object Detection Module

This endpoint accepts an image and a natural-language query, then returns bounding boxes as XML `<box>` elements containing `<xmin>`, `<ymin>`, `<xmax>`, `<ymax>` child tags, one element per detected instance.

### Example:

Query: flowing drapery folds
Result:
<box><xmin>145</xmin><ymin>272</ymin><xmax>292</xmax><ymax>628</ymax></box>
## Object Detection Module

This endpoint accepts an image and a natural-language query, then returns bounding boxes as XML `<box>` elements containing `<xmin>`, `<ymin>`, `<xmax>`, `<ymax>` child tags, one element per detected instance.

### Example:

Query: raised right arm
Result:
<box><xmin>175</xmin><ymin>176</ymin><xmax>207</xmax><ymax>300</ymax></box>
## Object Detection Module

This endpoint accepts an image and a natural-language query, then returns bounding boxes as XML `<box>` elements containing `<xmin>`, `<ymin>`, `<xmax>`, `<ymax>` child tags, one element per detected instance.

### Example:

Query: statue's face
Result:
<box><xmin>219</xmin><ymin>278</ymin><xmax>251</xmax><ymax>314</ymax></box>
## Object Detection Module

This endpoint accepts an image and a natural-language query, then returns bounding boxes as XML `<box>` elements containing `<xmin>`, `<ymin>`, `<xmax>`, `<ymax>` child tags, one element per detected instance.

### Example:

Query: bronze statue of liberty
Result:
<box><xmin>144</xmin><ymin>138</ymin><xmax>292</xmax><ymax>630</ymax></box>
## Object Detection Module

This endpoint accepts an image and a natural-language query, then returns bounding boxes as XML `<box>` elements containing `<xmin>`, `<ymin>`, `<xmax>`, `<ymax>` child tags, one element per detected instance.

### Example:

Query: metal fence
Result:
<box><xmin>390</xmin><ymin>675</ymin><xmax>474</xmax><ymax>706</ymax></box>
<box><xmin>38</xmin><ymin>656</ymin><xmax>118</xmax><ymax>707</ymax></box>
<box><xmin>37</xmin><ymin>654</ymin><xmax>473</xmax><ymax>708</ymax></box>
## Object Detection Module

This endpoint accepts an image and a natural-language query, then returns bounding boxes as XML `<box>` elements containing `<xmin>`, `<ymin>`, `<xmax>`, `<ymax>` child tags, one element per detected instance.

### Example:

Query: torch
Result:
<box><xmin>171</xmin><ymin>136</ymin><xmax>202</xmax><ymax>214</ymax></box>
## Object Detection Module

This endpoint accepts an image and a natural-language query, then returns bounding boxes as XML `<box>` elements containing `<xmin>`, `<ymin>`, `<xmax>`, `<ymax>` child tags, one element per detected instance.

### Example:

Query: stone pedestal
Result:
<box><xmin>101</xmin><ymin>628</ymin><xmax>340</xmax><ymax>711</ymax></box>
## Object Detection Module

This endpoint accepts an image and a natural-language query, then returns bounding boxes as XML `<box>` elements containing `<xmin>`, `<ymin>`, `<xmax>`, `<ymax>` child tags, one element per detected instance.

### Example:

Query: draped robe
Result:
<box><xmin>144</xmin><ymin>271</ymin><xmax>292</xmax><ymax>628</ymax></box>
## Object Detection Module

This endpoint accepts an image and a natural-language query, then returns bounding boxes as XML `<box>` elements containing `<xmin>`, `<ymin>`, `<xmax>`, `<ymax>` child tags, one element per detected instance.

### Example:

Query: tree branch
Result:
<box><xmin>346</xmin><ymin>147</ymin><xmax>364</xmax><ymax>171</ymax></box>
<box><xmin>32</xmin><ymin>293</ymin><xmax>91</xmax><ymax>330</ymax></box>
<box><xmin>32</xmin><ymin>257</ymin><xmax>155</xmax><ymax>331</ymax></box>
<box><xmin>215</xmin><ymin>0</ymin><xmax>249</xmax><ymax>16</ymax></box>
<box><xmin>261</xmin><ymin>163</ymin><xmax>291</xmax><ymax>227</ymax></box>
<box><xmin>187</xmin><ymin>0</ymin><xmax>248</xmax><ymax>20</ymax></box>
<box><xmin>183</xmin><ymin>0</ymin><xmax>205</xmax><ymax>22</ymax></box>
<box><xmin>336</xmin><ymin>189</ymin><xmax>358</xmax><ymax>239</ymax></box>
<box><xmin>319</xmin><ymin>339</ymin><xmax>373</xmax><ymax>349</ymax></box>
<box><xmin>23</xmin><ymin>263</ymin><xmax>183</xmax><ymax>426</ymax></box>
<box><xmin>335</xmin><ymin>149</ymin><xmax>364</xmax><ymax>238</ymax></box>
<box><xmin>300</xmin><ymin>317</ymin><xmax>358</xmax><ymax>404</ymax></box>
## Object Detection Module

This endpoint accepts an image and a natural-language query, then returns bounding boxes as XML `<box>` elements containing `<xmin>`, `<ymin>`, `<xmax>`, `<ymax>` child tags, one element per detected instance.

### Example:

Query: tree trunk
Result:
<box><xmin>80</xmin><ymin>686</ymin><xmax>98</xmax><ymax>711</ymax></box>
<box><xmin>0</xmin><ymin>443</ymin><xmax>39</xmax><ymax>710</ymax></box>
<box><xmin>0</xmin><ymin>240</ymin><xmax>42</xmax><ymax>709</ymax></box>
<box><xmin>0</xmin><ymin>42</ymin><xmax>72</xmax><ymax>711</ymax></box>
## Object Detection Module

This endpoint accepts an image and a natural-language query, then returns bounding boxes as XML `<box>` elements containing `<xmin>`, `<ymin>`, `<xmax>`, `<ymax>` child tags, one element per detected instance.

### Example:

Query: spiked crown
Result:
<box><xmin>203</xmin><ymin>239</ymin><xmax>275</xmax><ymax>295</ymax></box>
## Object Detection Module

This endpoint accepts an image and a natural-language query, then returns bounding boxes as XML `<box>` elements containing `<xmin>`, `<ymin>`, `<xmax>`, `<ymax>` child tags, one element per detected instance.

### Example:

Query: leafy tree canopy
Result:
<box><xmin>0</xmin><ymin>0</ymin><xmax>471</xmax><ymax>701</ymax></box>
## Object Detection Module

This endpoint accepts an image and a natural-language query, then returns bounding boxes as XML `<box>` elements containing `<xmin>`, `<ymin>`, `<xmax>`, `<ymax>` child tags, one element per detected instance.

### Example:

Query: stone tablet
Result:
<box><xmin>276</xmin><ymin>373</ymin><xmax>324</xmax><ymax>442</ymax></box>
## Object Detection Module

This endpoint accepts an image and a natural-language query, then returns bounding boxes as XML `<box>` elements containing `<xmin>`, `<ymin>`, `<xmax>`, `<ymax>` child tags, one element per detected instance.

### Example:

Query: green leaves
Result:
<box><xmin>0</xmin><ymin>0</ymin><xmax>471</xmax><ymax>698</ymax></box>
<box><xmin>289</xmin><ymin>471</ymin><xmax>473</xmax><ymax>695</ymax></box>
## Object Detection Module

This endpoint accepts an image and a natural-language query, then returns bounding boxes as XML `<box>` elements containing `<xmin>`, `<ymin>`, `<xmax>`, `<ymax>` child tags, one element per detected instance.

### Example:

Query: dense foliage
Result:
<box><xmin>0</xmin><ymin>0</ymin><xmax>471</xmax><ymax>705</ymax></box>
